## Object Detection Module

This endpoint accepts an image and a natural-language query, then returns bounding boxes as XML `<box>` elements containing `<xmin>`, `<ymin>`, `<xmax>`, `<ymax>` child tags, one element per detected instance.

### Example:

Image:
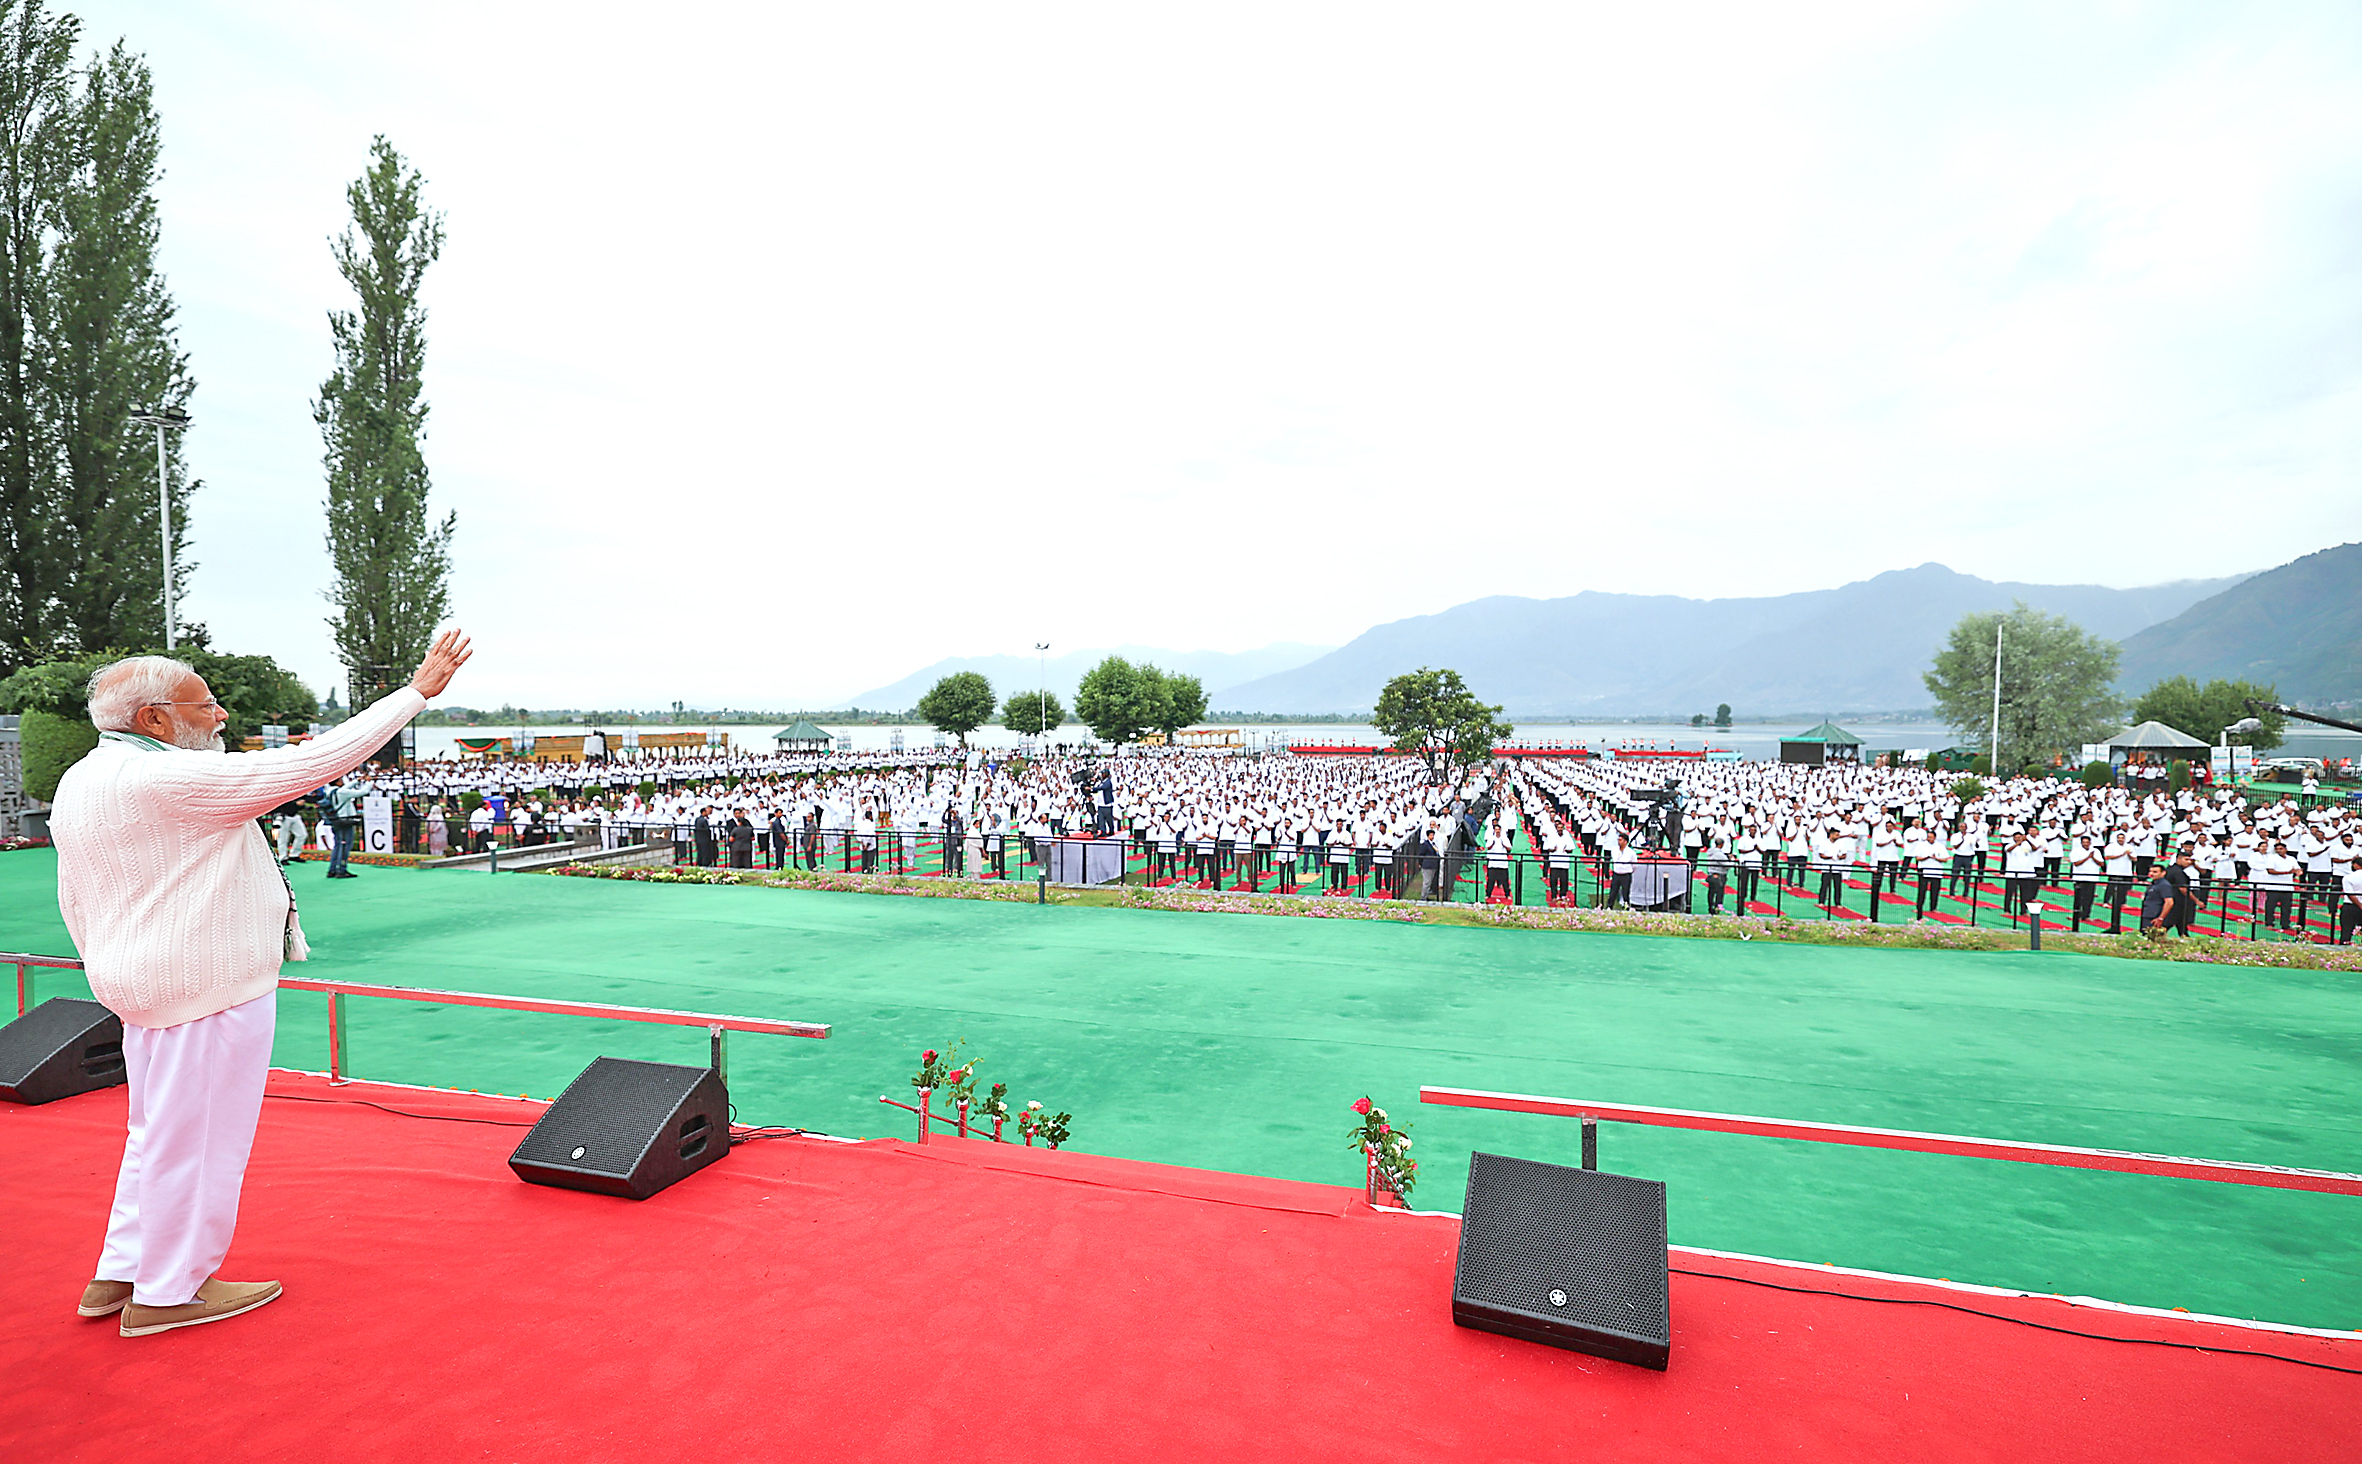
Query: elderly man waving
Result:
<box><xmin>52</xmin><ymin>629</ymin><xmax>472</xmax><ymax>1337</ymax></box>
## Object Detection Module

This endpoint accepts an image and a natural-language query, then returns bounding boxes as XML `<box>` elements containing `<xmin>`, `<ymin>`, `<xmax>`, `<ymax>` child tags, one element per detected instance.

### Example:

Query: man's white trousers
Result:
<box><xmin>95</xmin><ymin>991</ymin><xmax>276</xmax><ymax>1307</ymax></box>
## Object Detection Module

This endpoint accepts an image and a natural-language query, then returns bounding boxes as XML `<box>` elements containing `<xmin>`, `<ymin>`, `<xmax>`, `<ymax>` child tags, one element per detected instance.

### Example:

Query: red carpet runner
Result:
<box><xmin>3</xmin><ymin>1073</ymin><xmax>2353</xmax><ymax>1462</ymax></box>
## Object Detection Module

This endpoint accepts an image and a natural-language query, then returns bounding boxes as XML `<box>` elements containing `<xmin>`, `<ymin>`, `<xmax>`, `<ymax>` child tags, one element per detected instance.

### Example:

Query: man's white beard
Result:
<box><xmin>168</xmin><ymin>722</ymin><xmax>225</xmax><ymax>753</ymax></box>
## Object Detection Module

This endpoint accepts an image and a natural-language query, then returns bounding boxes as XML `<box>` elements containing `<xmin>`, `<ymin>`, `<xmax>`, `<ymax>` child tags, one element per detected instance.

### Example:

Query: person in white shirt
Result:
<box><xmin>2253</xmin><ymin>841</ymin><xmax>2300</xmax><ymax>932</ymax></box>
<box><xmin>2068</xmin><ymin>834</ymin><xmax>2105</xmax><ymax>927</ymax></box>
<box><xmin>53</xmin><ymin>631</ymin><xmax>471</xmax><ymax>1336</ymax></box>
<box><xmin>1870</xmin><ymin>821</ymin><xmax>1903</xmax><ymax>896</ymax></box>
<box><xmin>2102</xmin><ymin>832</ymin><xmax>2135</xmax><ymax>934</ymax></box>
<box><xmin>2002</xmin><ymin>834</ymin><xmax>2041</xmax><ymax>918</ymax></box>
<box><xmin>1813</xmin><ymin>827</ymin><xmax>1850</xmax><ymax>909</ymax></box>
<box><xmin>2340</xmin><ymin>863</ymin><xmax>2362</xmax><ymax>946</ymax></box>
<box><xmin>1913</xmin><ymin>825</ymin><xmax>1950</xmax><ymax>920</ymax></box>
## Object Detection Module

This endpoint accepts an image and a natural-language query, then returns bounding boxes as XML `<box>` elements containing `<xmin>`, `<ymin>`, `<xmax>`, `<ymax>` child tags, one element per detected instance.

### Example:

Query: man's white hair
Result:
<box><xmin>87</xmin><ymin>655</ymin><xmax>197</xmax><ymax>732</ymax></box>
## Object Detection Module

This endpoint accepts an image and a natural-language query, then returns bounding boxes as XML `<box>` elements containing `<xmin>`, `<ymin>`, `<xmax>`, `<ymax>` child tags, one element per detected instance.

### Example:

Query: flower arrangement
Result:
<box><xmin>1018</xmin><ymin>1101</ymin><xmax>1072</xmax><ymax>1149</ymax></box>
<box><xmin>1350</xmin><ymin>1095</ymin><xmax>1416</xmax><ymax>1200</ymax></box>
<box><xmin>975</xmin><ymin>1080</ymin><xmax>1011</xmax><ymax>1127</ymax></box>
<box><xmin>0</xmin><ymin>835</ymin><xmax>51</xmax><ymax>852</ymax></box>
<box><xmin>911</xmin><ymin>1042</ymin><xmax>977</xmax><ymax>1103</ymax></box>
<box><xmin>884</xmin><ymin>1044</ymin><xmax>1071</xmax><ymax>1148</ymax></box>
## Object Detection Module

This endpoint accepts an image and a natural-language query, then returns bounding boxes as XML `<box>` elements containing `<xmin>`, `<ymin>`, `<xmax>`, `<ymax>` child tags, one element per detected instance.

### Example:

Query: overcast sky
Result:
<box><xmin>65</xmin><ymin>1</ymin><xmax>2362</xmax><ymax>707</ymax></box>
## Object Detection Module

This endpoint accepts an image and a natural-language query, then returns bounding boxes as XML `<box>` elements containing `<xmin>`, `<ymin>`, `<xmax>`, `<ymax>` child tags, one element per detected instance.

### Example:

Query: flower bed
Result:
<box><xmin>547</xmin><ymin>864</ymin><xmax>1069</xmax><ymax>902</ymax></box>
<box><xmin>535</xmin><ymin>861</ymin><xmax>2362</xmax><ymax>973</ymax></box>
<box><xmin>1111</xmin><ymin>884</ymin><xmax>2362</xmax><ymax>972</ymax></box>
<box><xmin>1</xmin><ymin>836</ymin><xmax>51</xmax><ymax>852</ymax></box>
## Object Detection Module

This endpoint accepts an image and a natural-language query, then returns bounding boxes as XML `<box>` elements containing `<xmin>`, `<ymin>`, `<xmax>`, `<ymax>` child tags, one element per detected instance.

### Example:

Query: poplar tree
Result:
<box><xmin>0</xmin><ymin>0</ymin><xmax>77</xmax><ymax>672</ymax></box>
<box><xmin>0</xmin><ymin>5</ymin><xmax>190</xmax><ymax>670</ymax></box>
<box><xmin>45</xmin><ymin>40</ymin><xmax>192</xmax><ymax>652</ymax></box>
<box><xmin>317</xmin><ymin>136</ymin><xmax>452</xmax><ymax>697</ymax></box>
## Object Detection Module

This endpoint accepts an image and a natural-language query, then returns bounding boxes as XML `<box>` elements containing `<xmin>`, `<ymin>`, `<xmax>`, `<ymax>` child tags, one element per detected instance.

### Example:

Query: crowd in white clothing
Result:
<box><xmin>292</xmin><ymin>744</ymin><xmax>2362</xmax><ymax>935</ymax></box>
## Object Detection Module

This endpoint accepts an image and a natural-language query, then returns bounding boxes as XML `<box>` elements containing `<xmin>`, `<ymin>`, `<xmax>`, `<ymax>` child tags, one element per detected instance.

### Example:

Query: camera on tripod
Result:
<box><xmin>1632</xmin><ymin>779</ymin><xmax>1684</xmax><ymax>852</ymax></box>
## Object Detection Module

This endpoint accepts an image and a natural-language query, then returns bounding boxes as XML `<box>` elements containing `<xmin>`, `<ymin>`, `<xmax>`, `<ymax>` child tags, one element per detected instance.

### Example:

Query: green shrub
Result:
<box><xmin>2079</xmin><ymin>760</ymin><xmax>2114</xmax><ymax>788</ymax></box>
<box><xmin>1950</xmin><ymin>775</ymin><xmax>1986</xmax><ymax>803</ymax></box>
<box><xmin>21</xmin><ymin>711</ymin><xmax>99</xmax><ymax>802</ymax></box>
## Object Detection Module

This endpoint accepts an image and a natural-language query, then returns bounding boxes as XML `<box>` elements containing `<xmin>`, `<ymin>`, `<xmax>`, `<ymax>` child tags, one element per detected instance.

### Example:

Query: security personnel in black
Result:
<box><xmin>943</xmin><ymin>805</ymin><xmax>965</xmax><ymax>875</ymax></box>
<box><xmin>727</xmin><ymin>809</ymin><xmax>755</xmax><ymax>869</ymax></box>
<box><xmin>692</xmin><ymin>807</ymin><xmax>718</xmax><ymax>867</ymax></box>
<box><xmin>768</xmin><ymin>810</ymin><xmax>790</xmax><ymax>870</ymax></box>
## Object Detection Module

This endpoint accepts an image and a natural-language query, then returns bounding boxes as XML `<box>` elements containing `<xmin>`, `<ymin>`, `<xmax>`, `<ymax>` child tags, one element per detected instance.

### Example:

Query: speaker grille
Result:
<box><xmin>511</xmin><ymin>1057</ymin><xmax>709</xmax><ymax>1175</ymax></box>
<box><xmin>0</xmin><ymin>998</ymin><xmax>111</xmax><ymax>1084</ymax></box>
<box><xmin>0</xmin><ymin>998</ymin><xmax>125</xmax><ymax>1105</ymax></box>
<box><xmin>1455</xmin><ymin>1152</ymin><xmax>1668</xmax><ymax>1366</ymax></box>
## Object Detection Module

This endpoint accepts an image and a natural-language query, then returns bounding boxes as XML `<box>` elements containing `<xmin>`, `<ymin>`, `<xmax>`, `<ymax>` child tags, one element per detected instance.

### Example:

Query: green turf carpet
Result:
<box><xmin>3</xmin><ymin>848</ymin><xmax>2356</xmax><ymax>1330</ymax></box>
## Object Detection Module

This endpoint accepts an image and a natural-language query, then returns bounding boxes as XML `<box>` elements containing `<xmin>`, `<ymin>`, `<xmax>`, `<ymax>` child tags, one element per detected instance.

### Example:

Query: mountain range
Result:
<box><xmin>848</xmin><ymin>543</ymin><xmax>2361</xmax><ymax>718</ymax></box>
<box><xmin>2114</xmin><ymin>542</ymin><xmax>2361</xmax><ymax>706</ymax></box>
<box><xmin>1212</xmin><ymin>564</ymin><xmax>2248</xmax><ymax>716</ymax></box>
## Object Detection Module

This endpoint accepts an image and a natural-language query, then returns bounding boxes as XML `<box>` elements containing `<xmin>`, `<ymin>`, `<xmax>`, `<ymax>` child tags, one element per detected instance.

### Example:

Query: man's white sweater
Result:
<box><xmin>52</xmin><ymin>688</ymin><xmax>427</xmax><ymax>1029</ymax></box>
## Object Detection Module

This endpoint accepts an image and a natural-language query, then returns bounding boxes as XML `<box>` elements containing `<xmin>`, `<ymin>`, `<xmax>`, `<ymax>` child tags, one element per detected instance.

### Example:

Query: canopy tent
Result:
<box><xmin>1779</xmin><ymin>721</ymin><xmax>1862</xmax><ymax>766</ymax></box>
<box><xmin>772</xmin><ymin>720</ymin><xmax>832</xmax><ymax>752</ymax></box>
<box><xmin>2106</xmin><ymin>721</ymin><xmax>2210</xmax><ymax>755</ymax></box>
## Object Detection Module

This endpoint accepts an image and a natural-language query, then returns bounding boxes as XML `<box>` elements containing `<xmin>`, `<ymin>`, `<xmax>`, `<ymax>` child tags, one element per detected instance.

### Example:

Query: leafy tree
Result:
<box><xmin>1074</xmin><ymin>655</ymin><xmax>1154</xmax><ymax>746</ymax></box>
<box><xmin>1689</xmin><ymin>713</ymin><xmax>1705</xmax><ymax>727</ymax></box>
<box><xmin>1372</xmin><ymin>666</ymin><xmax>1512</xmax><ymax>777</ymax></box>
<box><xmin>318</xmin><ymin>137</ymin><xmax>452</xmax><ymax>695</ymax></box>
<box><xmin>0</xmin><ymin>641</ymin><xmax>316</xmax><ymax>746</ymax></box>
<box><xmin>0</xmin><ymin>0</ymin><xmax>76</xmax><ymax>674</ymax></box>
<box><xmin>18</xmin><ymin>707</ymin><xmax>92</xmax><ymax>799</ymax></box>
<box><xmin>45</xmin><ymin>40</ymin><xmax>191</xmax><ymax>655</ymax></box>
<box><xmin>916</xmin><ymin>671</ymin><xmax>995</xmax><ymax>746</ymax></box>
<box><xmin>1001</xmin><ymin>688</ymin><xmax>1064</xmax><ymax>738</ymax></box>
<box><xmin>0</xmin><ymin>7</ymin><xmax>191</xmax><ymax>672</ymax></box>
<box><xmin>1922</xmin><ymin>603</ymin><xmax>2121</xmax><ymax>775</ymax></box>
<box><xmin>1139</xmin><ymin>664</ymin><xmax>1208</xmax><ymax>741</ymax></box>
<box><xmin>1714</xmin><ymin>703</ymin><xmax>1732</xmax><ymax>728</ymax></box>
<box><xmin>2129</xmin><ymin>675</ymin><xmax>2285</xmax><ymax>752</ymax></box>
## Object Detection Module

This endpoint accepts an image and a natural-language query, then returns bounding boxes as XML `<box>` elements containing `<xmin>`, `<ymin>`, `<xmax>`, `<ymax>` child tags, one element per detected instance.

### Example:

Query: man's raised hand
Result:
<box><xmin>410</xmin><ymin>629</ymin><xmax>474</xmax><ymax>699</ymax></box>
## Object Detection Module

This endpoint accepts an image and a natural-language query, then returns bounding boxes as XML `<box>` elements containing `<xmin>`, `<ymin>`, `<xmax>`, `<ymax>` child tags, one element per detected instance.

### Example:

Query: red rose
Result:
<box><xmin>1377</xmin><ymin>1123</ymin><xmax>1390</xmax><ymax>1134</ymax></box>
<box><xmin>922</xmin><ymin>1049</ymin><xmax>937</xmax><ymax>1063</ymax></box>
<box><xmin>1352</xmin><ymin>1097</ymin><xmax>1372</xmax><ymax>1116</ymax></box>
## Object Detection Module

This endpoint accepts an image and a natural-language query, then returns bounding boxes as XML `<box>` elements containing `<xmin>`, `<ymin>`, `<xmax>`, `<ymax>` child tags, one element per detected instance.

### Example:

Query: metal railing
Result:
<box><xmin>7</xmin><ymin>953</ymin><xmax>828</xmax><ymax>1086</ymax></box>
<box><xmin>1419</xmin><ymin>1085</ymin><xmax>2362</xmax><ymax>1197</ymax></box>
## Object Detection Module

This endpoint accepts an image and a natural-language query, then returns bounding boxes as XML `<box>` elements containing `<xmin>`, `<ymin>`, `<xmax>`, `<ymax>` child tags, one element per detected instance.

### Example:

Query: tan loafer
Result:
<box><xmin>78</xmin><ymin>1279</ymin><xmax>134</xmax><ymax>1317</ymax></box>
<box><xmin>119</xmin><ymin>1277</ymin><xmax>281</xmax><ymax>1337</ymax></box>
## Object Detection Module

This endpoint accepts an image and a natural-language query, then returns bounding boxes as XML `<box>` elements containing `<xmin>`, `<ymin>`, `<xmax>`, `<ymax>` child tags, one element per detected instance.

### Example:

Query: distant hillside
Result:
<box><xmin>847</xmin><ymin>643</ymin><xmax>1334</xmax><ymax>712</ymax></box>
<box><xmin>1215</xmin><ymin>564</ymin><xmax>2247</xmax><ymax>716</ymax></box>
<box><xmin>2115</xmin><ymin>542</ymin><xmax>2362</xmax><ymax>705</ymax></box>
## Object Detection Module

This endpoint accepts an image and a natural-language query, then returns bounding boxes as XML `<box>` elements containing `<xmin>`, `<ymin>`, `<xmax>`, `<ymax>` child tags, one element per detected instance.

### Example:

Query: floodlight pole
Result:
<box><xmin>1035</xmin><ymin>643</ymin><xmax>1049</xmax><ymax>746</ymax></box>
<box><xmin>1988</xmin><ymin>620</ymin><xmax>2002</xmax><ymax>777</ymax></box>
<box><xmin>129</xmin><ymin>407</ymin><xmax>192</xmax><ymax>649</ymax></box>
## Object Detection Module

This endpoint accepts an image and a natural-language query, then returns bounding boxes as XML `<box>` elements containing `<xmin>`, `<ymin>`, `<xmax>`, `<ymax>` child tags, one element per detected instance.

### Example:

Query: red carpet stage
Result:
<box><xmin>3</xmin><ymin>1073</ymin><xmax>2354</xmax><ymax>1462</ymax></box>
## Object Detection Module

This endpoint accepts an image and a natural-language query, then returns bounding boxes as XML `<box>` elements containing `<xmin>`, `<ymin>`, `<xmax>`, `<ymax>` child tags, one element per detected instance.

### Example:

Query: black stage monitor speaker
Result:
<box><xmin>509</xmin><ymin>1057</ymin><xmax>728</xmax><ymax>1200</ymax></box>
<box><xmin>1453</xmin><ymin>1151</ymin><xmax>1670</xmax><ymax>1370</ymax></box>
<box><xmin>0</xmin><ymin>997</ymin><xmax>126</xmax><ymax>1106</ymax></box>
